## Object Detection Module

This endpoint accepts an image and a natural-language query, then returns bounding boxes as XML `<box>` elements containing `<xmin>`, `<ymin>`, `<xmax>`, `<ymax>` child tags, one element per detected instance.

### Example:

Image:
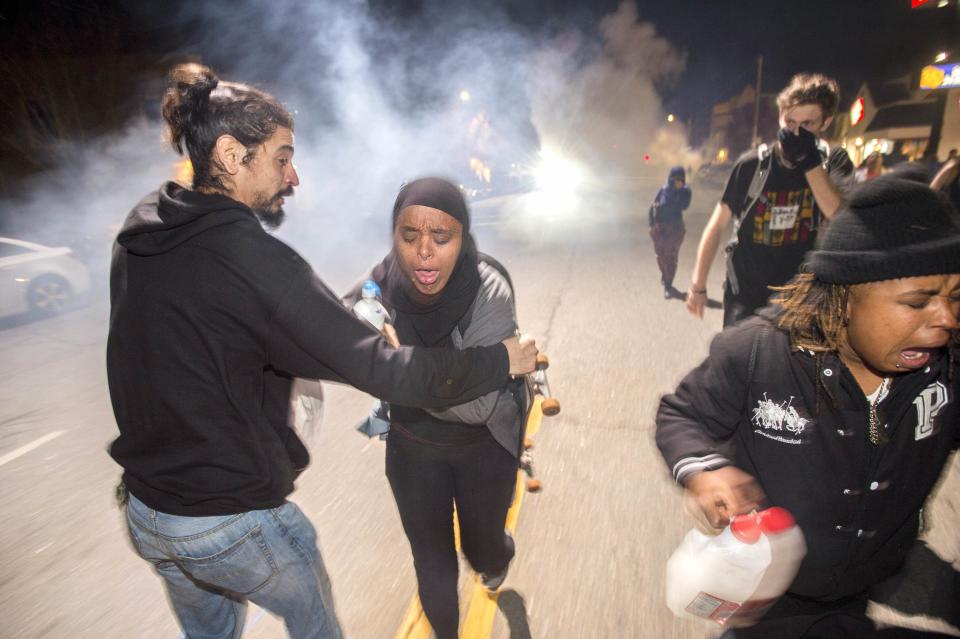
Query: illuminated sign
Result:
<box><xmin>920</xmin><ymin>64</ymin><xmax>960</xmax><ymax>89</ymax></box>
<box><xmin>850</xmin><ymin>97</ymin><xmax>865</xmax><ymax>126</ymax></box>
<box><xmin>911</xmin><ymin>0</ymin><xmax>930</xmax><ymax>6</ymax></box>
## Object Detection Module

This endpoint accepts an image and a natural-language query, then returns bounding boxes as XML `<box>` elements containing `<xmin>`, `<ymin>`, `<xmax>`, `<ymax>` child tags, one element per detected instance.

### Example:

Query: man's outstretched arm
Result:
<box><xmin>685</xmin><ymin>202</ymin><xmax>732</xmax><ymax>318</ymax></box>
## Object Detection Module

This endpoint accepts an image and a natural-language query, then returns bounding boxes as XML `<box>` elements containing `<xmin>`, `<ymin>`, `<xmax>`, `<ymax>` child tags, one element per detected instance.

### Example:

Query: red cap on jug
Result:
<box><xmin>730</xmin><ymin>514</ymin><xmax>762</xmax><ymax>543</ymax></box>
<box><xmin>758</xmin><ymin>507</ymin><xmax>796</xmax><ymax>534</ymax></box>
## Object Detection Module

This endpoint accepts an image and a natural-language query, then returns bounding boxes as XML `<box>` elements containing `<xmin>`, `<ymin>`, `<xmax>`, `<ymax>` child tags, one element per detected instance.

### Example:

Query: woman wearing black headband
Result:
<box><xmin>346</xmin><ymin>177</ymin><xmax>524</xmax><ymax>638</ymax></box>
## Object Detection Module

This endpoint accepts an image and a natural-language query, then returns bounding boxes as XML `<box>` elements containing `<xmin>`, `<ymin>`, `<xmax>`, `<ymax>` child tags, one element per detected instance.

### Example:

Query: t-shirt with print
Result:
<box><xmin>721</xmin><ymin>145</ymin><xmax>854</xmax><ymax>302</ymax></box>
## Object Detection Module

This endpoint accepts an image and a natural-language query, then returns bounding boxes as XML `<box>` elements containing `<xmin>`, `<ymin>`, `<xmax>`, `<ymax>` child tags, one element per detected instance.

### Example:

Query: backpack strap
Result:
<box><xmin>738</xmin><ymin>143</ymin><xmax>772</xmax><ymax>225</ymax></box>
<box><xmin>741</xmin><ymin>322</ymin><xmax>770</xmax><ymax>421</ymax></box>
<box><xmin>726</xmin><ymin>145</ymin><xmax>772</xmax><ymax>297</ymax></box>
<box><xmin>456</xmin><ymin>252</ymin><xmax>515</xmax><ymax>339</ymax></box>
<box><xmin>746</xmin><ymin>324</ymin><xmax>767</xmax><ymax>385</ymax></box>
<box><xmin>739</xmin><ymin>140</ymin><xmax>827</xmax><ymax>224</ymax></box>
<box><xmin>477</xmin><ymin>252</ymin><xmax>515</xmax><ymax>291</ymax></box>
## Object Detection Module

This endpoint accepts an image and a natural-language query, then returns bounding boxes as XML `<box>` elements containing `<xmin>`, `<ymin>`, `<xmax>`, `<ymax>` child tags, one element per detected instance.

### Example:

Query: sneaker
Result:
<box><xmin>480</xmin><ymin>530</ymin><xmax>515</xmax><ymax>592</ymax></box>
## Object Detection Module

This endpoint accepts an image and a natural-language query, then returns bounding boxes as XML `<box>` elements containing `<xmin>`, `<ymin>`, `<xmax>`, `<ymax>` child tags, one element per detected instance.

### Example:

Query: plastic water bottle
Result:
<box><xmin>352</xmin><ymin>279</ymin><xmax>389</xmax><ymax>331</ymax></box>
<box><xmin>665</xmin><ymin>507</ymin><xmax>806</xmax><ymax>627</ymax></box>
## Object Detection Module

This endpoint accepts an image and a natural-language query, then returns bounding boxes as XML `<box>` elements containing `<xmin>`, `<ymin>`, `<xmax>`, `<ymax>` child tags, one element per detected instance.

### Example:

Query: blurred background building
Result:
<box><xmin>835</xmin><ymin>72</ymin><xmax>960</xmax><ymax>167</ymax></box>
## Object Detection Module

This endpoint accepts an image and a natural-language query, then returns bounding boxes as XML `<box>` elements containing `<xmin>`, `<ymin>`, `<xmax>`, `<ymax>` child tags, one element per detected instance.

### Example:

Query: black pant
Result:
<box><xmin>650</xmin><ymin>220</ymin><xmax>686</xmax><ymax>289</ymax></box>
<box><xmin>386</xmin><ymin>427</ymin><xmax>518</xmax><ymax>639</ymax></box>
<box><xmin>719</xmin><ymin>593</ymin><xmax>875</xmax><ymax>639</ymax></box>
<box><xmin>720</xmin><ymin>586</ymin><xmax>959</xmax><ymax>639</ymax></box>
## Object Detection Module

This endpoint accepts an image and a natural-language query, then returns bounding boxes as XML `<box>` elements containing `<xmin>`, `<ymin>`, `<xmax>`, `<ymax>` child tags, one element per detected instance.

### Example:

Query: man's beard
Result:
<box><xmin>252</xmin><ymin>187</ymin><xmax>293</xmax><ymax>229</ymax></box>
<box><xmin>254</xmin><ymin>206</ymin><xmax>286</xmax><ymax>229</ymax></box>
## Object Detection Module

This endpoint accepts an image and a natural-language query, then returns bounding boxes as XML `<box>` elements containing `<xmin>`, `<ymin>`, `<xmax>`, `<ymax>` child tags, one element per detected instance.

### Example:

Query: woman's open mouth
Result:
<box><xmin>415</xmin><ymin>269</ymin><xmax>439</xmax><ymax>286</ymax></box>
<box><xmin>898</xmin><ymin>348</ymin><xmax>935</xmax><ymax>370</ymax></box>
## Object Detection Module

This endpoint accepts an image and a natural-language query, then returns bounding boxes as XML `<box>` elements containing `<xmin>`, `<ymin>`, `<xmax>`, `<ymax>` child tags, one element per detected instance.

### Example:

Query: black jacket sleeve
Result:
<box><xmin>655</xmin><ymin>320</ymin><xmax>762</xmax><ymax>485</ymax></box>
<box><xmin>267</xmin><ymin>267</ymin><xmax>509</xmax><ymax>410</ymax></box>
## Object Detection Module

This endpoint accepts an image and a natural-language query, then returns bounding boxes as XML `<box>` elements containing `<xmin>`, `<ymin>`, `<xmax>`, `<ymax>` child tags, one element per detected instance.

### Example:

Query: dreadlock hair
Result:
<box><xmin>771</xmin><ymin>271</ymin><xmax>852</xmax><ymax>414</ymax></box>
<box><xmin>773</xmin><ymin>271</ymin><xmax>959</xmax><ymax>409</ymax></box>
<box><xmin>770</xmin><ymin>271</ymin><xmax>849</xmax><ymax>353</ymax></box>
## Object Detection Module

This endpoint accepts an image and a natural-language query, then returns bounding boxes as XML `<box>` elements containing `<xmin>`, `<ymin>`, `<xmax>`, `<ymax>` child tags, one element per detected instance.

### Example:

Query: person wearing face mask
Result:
<box><xmin>657</xmin><ymin>173</ymin><xmax>960</xmax><ymax>637</ymax></box>
<box><xmin>344</xmin><ymin>177</ymin><xmax>524</xmax><ymax>639</ymax></box>
<box><xmin>686</xmin><ymin>73</ymin><xmax>855</xmax><ymax>326</ymax></box>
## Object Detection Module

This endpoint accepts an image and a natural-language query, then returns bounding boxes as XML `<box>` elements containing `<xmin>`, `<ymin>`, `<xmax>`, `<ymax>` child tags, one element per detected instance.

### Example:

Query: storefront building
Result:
<box><xmin>837</xmin><ymin>69</ymin><xmax>960</xmax><ymax>166</ymax></box>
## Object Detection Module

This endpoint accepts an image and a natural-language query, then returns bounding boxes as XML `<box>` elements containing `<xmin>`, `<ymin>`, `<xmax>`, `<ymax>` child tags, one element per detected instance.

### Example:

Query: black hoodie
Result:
<box><xmin>107</xmin><ymin>182</ymin><xmax>509</xmax><ymax>516</ymax></box>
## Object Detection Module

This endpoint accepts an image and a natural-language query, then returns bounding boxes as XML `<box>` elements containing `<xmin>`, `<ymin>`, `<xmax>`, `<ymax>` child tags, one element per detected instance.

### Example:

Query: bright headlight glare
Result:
<box><xmin>533</xmin><ymin>148</ymin><xmax>584</xmax><ymax>193</ymax></box>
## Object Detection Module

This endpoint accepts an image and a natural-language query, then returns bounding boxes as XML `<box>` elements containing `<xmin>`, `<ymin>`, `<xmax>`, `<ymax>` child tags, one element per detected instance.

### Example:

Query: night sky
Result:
<box><xmin>624</xmin><ymin>0</ymin><xmax>959</xmax><ymax>120</ymax></box>
<box><xmin>381</xmin><ymin>0</ymin><xmax>960</xmax><ymax>122</ymax></box>
<box><xmin>2</xmin><ymin>0</ymin><xmax>958</xmax><ymax>138</ymax></box>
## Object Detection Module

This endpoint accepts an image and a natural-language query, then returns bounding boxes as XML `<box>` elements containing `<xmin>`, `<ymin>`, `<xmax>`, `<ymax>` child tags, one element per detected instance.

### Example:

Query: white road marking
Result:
<box><xmin>0</xmin><ymin>431</ymin><xmax>65</xmax><ymax>468</ymax></box>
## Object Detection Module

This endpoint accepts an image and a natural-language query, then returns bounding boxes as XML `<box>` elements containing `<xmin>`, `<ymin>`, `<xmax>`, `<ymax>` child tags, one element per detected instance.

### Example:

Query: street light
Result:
<box><xmin>666</xmin><ymin>113</ymin><xmax>675</xmax><ymax>123</ymax></box>
<box><xmin>935</xmin><ymin>52</ymin><xmax>948</xmax><ymax>63</ymax></box>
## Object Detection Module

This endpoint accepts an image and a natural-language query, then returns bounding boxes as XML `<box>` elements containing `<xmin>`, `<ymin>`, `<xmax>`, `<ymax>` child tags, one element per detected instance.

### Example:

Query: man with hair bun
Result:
<box><xmin>107</xmin><ymin>63</ymin><xmax>538</xmax><ymax>639</ymax></box>
<box><xmin>686</xmin><ymin>73</ymin><xmax>855</xmax><ymax>326</ymax></box>
<box><xmin>659</xmin><ymin>173</ymin><xmax>960</xmax><ymax>636</ymax></box>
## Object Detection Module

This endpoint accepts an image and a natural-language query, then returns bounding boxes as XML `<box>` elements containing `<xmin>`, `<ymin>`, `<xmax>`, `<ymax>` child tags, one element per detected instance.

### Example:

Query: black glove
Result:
<box><xmin>778</xmin><ymin>126</ymin><xmax>822</xmax><ymax>172</ymax></box>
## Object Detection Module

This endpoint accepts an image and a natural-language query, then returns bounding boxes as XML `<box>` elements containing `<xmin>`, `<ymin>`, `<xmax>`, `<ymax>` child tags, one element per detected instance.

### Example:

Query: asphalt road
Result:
<box><xmin>0</xmin><ymin>182</ymin><xmax>956</xmax><ymax>638</ymax></box>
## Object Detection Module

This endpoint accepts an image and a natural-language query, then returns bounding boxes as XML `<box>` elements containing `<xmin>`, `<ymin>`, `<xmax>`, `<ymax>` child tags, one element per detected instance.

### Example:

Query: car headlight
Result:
<box><xmin>533</xmin><ymin>147</ymin><xmax>585</xmax><ymax>195</ymax></box>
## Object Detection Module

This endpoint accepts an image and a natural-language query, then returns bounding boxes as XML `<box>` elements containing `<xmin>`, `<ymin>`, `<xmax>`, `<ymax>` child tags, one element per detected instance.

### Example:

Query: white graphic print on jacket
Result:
<box><xmin>914</xmin><ymin>381</ymin><xmax>948</xmax><ymax>441</ymax></box>
<box><xmin>751</xmin><ymin>393</ymin><xmax>808</xmax><ymax>444</ymax></box>
<box><xmin>749</xmin><ymin>382</ymin><xmax>950</xmax><ymax>445</ymax></box>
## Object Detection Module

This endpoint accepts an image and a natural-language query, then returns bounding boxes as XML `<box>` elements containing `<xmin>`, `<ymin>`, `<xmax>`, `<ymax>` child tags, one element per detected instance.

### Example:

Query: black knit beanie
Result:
<box><xmin>808</xmin><ymin>173</ymin><xmax>960</xmax><ymax>284</ymax></box>
<box><xmin>391</xmin><ymin>177</ymin><xmax>470</xmax><ymax>233</ymax></box>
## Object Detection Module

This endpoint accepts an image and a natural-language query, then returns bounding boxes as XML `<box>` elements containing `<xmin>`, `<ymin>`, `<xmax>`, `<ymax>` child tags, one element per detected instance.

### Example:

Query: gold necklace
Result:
<box><xmin>868</xmin><ymin>377</ymin><xmax>890</xmax><ymax>445</ymax></box>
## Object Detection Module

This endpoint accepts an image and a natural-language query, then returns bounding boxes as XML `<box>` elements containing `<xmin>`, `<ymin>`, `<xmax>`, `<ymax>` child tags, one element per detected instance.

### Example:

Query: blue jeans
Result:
<box><xmin>125</xmin><ymin>494</ymin><xmax>342</xmax><ymax>639</ymax></box>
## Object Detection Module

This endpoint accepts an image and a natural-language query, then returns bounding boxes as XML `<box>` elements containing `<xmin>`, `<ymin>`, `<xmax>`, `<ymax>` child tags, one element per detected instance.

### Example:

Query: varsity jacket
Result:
<box><xmin>656</xmin><ymin>311</ymin><xmax>959</xmax><ymax>601</ymax></box>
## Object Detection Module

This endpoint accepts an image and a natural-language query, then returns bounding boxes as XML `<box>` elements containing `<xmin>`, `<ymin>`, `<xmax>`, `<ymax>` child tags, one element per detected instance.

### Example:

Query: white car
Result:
<box><xmin>0</xmin><ymin>237</ymin><xmax>91</xmax><ymax>317</ymax></box>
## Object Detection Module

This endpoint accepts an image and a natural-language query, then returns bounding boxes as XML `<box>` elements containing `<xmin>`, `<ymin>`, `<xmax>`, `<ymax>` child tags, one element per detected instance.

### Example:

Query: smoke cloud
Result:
<box><xmin>1</xmin><ymin>0</ymin><xmax>694</xmax><ymax>292</ymax></box>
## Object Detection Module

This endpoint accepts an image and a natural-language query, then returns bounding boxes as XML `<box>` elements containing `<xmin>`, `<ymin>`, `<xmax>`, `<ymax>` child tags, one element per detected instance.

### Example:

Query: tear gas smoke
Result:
<box><xmin>0</xmin><ymin>0</ymin><xmax>696</xmax><ymax>293</ymax></box>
